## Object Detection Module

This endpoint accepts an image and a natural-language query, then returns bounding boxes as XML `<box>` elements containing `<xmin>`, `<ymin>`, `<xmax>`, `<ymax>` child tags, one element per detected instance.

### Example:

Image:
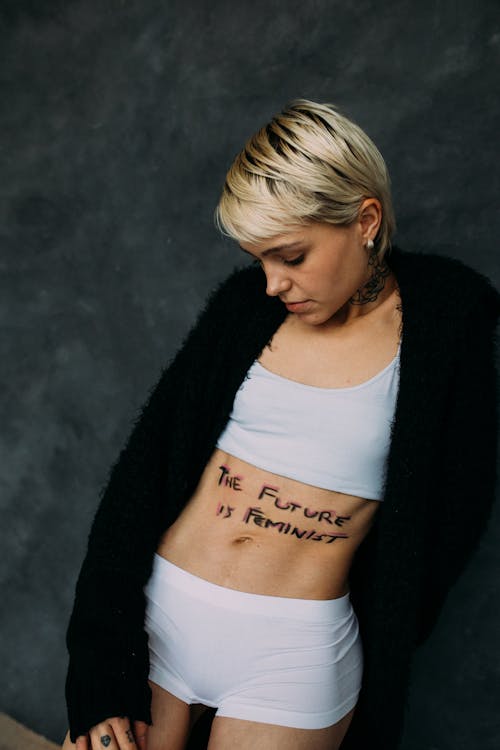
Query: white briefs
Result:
<box><xmin>143</xmin><ymin>553</ymin><xmax>363</xmax><ymax>729</ymax></box>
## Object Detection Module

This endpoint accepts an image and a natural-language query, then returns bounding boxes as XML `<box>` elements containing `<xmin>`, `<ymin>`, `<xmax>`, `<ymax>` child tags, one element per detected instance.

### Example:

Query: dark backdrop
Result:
<box><xmin>1</xmin><ymin>1</ymin><xmax>499</xmax><ymax>747</ymax></box>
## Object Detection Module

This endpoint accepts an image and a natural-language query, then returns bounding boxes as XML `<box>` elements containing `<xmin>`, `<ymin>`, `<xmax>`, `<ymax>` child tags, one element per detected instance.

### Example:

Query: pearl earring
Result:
<box><xmin>365</xmin><ymin>239</ymin><xmax>374</xmax><ymax>251</ymax></box>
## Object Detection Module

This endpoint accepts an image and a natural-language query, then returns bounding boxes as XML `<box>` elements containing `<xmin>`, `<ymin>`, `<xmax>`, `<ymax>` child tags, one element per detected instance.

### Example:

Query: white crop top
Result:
<box><xmin>216</xmin><ymin>340</ymin><xmax>401</xmax><ymax>501</ymax></box>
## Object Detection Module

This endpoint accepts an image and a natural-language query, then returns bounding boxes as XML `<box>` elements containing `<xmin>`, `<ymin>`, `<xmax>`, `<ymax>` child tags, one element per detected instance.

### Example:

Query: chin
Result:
<box><xmin>301</xmin><ymin>312</ymin><xmax>329</xmax><ymax>326</ymax></box>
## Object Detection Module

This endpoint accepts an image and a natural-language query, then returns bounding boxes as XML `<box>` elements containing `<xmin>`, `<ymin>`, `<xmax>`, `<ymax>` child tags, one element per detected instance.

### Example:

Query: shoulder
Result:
<box><xmin>389</xmin><ymin>244</ymin><xmax>499</xmax><ymax>324</ymax></box>
<box><xmin>170</xmin><ymin>261</ymin><xmax>272</xmax><ymax>360</ymax></box>
<box><xmin>198</xmin><ymin>262</ymin><xmax>264</xmax><ymax>310</ymax></box>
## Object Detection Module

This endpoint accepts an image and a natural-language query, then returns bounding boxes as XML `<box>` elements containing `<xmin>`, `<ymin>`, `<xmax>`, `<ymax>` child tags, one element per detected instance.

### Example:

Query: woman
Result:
<box><xmin>62</xmin><ymin>99</ymin><xmax>499</xmax><ymax>750</ymax></box>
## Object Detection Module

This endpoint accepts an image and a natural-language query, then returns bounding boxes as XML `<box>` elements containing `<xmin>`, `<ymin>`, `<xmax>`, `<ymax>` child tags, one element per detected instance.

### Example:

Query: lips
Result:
<box><xmin>284</xmin><ymin>299</ymin><xmax>311</xmax><ymax>312</ymax></box>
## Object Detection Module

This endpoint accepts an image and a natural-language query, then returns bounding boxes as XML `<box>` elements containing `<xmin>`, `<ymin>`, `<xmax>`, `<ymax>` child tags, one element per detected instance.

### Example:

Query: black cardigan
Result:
<box><xmin>65</xmin><ymin>245</ymin><xmax>499</xmax><ymax>748</ymax></box>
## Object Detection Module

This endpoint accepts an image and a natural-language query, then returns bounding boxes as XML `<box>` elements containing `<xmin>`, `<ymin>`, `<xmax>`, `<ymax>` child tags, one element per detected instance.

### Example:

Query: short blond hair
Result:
<box><xmin>214</xmin><ymin>98</ymin><xmax>396</xmax><ymax>259</ymax></box>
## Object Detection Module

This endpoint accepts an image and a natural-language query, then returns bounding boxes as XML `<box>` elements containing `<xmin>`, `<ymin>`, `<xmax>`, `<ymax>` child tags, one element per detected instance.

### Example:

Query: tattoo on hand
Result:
<box><xmin>125</xmin><ymin>728</ymin><xmax>135</xmax><ymax>743</ymax></box>
<box><xmin>100</xmin><ymin>736</ymin><xmax>111</xmax><ymax>748</ymax></box>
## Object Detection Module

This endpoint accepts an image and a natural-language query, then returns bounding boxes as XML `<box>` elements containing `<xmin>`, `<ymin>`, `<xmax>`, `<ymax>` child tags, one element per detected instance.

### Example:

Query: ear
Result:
<box><xmin>358</xmin><ymin>198</ymin><xmax>382</xmax><ymax>242</ymax></box>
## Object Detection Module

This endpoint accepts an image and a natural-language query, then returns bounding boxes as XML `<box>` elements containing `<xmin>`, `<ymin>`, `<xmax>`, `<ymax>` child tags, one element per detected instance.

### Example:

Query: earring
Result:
<box><xmin>365</xmin><ymin>239</ymin><xmax>374</xmax><ymax>251</ymax></box>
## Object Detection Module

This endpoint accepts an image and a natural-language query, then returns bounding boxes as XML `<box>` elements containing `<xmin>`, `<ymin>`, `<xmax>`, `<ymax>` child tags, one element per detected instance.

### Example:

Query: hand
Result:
<box><xmin>74</xmin><ymin>718</ymin><xmax>149</xmax><ymax>750</ymax></box>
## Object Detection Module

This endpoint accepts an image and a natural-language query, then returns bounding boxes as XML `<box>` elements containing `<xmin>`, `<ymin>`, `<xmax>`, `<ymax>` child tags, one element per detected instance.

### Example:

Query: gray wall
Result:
<box><xmin>1</xmin><ymin>0</ymin><xmax>499</xmax><ymax>747</ymax></box>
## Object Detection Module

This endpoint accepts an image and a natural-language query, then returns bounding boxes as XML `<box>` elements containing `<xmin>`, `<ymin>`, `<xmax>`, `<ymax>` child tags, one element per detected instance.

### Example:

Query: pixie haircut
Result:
<box><xmin>214</xmin><ymin>98</ymin><xmax>396</xmax><ymax>260</ymax></box>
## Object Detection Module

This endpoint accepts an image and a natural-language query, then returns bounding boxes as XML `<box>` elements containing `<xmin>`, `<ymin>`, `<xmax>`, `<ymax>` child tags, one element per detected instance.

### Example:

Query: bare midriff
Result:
<box><xmin>156</xmin><ymin>447</ymin><xmax>381</xmax><ymax>600</ymax></box>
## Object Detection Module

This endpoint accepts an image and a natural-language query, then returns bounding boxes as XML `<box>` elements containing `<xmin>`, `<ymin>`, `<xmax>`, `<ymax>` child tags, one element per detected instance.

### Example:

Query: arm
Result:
<box><xmin>415</xmin><ymin>277</ymin><xmax>499</xmax><ymax>646</ymax></box>
<box><xmin>64</xmin><ymin>262</ymin><xmax>253</xmax><ymax>743</ymax></box>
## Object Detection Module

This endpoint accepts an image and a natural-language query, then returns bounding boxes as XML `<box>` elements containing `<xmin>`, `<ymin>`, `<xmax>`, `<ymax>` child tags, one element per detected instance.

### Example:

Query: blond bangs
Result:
<box><xmin>214</xmin><ymin>99</ymin><xmax>396</xmax><ymax>257</ymax></box>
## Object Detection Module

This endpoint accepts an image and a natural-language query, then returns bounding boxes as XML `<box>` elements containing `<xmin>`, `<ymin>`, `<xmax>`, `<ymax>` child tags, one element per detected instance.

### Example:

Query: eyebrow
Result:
<box><xmin>239</xmin><ymin>241</ymin><xmax>303</xmax><ymax>258</ymax></box>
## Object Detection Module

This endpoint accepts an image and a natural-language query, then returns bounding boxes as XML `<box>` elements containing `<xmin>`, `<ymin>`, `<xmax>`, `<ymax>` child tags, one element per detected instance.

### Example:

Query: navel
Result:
<box><xmin>232</xmin><ymin>535</ymin><xmax>254</xmax><ymax>544</ymax></box>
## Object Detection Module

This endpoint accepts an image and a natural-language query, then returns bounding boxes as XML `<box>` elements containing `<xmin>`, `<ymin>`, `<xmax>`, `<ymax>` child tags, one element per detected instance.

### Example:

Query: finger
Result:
<box><xmin>75</xmin><ymin>735</ymin><xmax>89</xmax><ymax>750</ymax></box>
<box><xmin>108</xmin><ymin>717</ymin><xmax>138</xmax><ymax>748</ymax></box>
<box><xmin>133</xmin><ymin>720</ymin><xmax>149</xmax><ymax>750</ymax></box>
<box><xmin>89</xmin><ymin>722</ymin><xmax>119</xmax><ymax>749</ymax></box>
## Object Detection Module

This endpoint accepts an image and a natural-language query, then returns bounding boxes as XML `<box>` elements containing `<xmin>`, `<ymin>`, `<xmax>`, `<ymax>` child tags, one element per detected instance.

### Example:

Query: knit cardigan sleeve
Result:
<box><xmin>415</xmin><ymin>272</ymin><xmax>500</xmax><ymax>646</ymax></box>
<box><xmin>64</xmin><ymin>264</ymin><xmax>250</xmax><ymax>743</ymax></box>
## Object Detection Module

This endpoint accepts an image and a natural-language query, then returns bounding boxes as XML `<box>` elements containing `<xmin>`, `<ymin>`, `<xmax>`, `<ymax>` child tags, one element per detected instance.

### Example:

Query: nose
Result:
<box><xmin>264</xmin><ymin>268</ymin><xmax>292</xmax><ymax>298</ymax></box>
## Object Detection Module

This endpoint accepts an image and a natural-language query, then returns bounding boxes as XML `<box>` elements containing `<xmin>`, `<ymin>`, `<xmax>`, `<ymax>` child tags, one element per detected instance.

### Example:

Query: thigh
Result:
<box><xmin>207</xmin><ymin>706</ymin><xmax>356</xmax><ymax>750</ymax></box>
<box><xmin>147</xmin><ymin>679</ymin><xmax>191</xmax><ymax>750</ymax></box>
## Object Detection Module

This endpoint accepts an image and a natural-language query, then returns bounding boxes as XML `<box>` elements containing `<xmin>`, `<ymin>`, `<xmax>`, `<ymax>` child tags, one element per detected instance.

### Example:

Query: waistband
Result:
<box><xmin>146</xmin><ymin>553</ymin><xmax>353</xmax><ymax>623</ymax></box>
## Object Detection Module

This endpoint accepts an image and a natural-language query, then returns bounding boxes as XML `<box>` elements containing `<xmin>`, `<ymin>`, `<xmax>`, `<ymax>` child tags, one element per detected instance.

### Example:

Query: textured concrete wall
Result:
<box><xmin>1</xmin><ymin>0</ymin><xmax>499</xmax><ymax>746</ymax></box>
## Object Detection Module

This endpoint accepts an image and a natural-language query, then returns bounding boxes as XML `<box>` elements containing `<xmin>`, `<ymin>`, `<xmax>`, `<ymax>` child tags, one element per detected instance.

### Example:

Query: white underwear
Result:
<box><xmin>143</xmin><ymin>553</ymin><xmax>363</xmax><ymax>730</ymax></box>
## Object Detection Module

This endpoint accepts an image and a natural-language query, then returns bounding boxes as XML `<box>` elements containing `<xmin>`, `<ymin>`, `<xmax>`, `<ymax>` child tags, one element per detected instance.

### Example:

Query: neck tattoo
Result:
<box><xmin>350</xmin><ymin>248</ymin><xmax>392</xmax><ymax>305</ymax></box>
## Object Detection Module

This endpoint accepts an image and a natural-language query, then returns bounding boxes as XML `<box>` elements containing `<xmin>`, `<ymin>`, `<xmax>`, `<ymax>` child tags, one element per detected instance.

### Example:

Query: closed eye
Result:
<box><xmin>283</xmin><ymin>255</ymin><xmax>304</xmax><ymax>266</ymax></box>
